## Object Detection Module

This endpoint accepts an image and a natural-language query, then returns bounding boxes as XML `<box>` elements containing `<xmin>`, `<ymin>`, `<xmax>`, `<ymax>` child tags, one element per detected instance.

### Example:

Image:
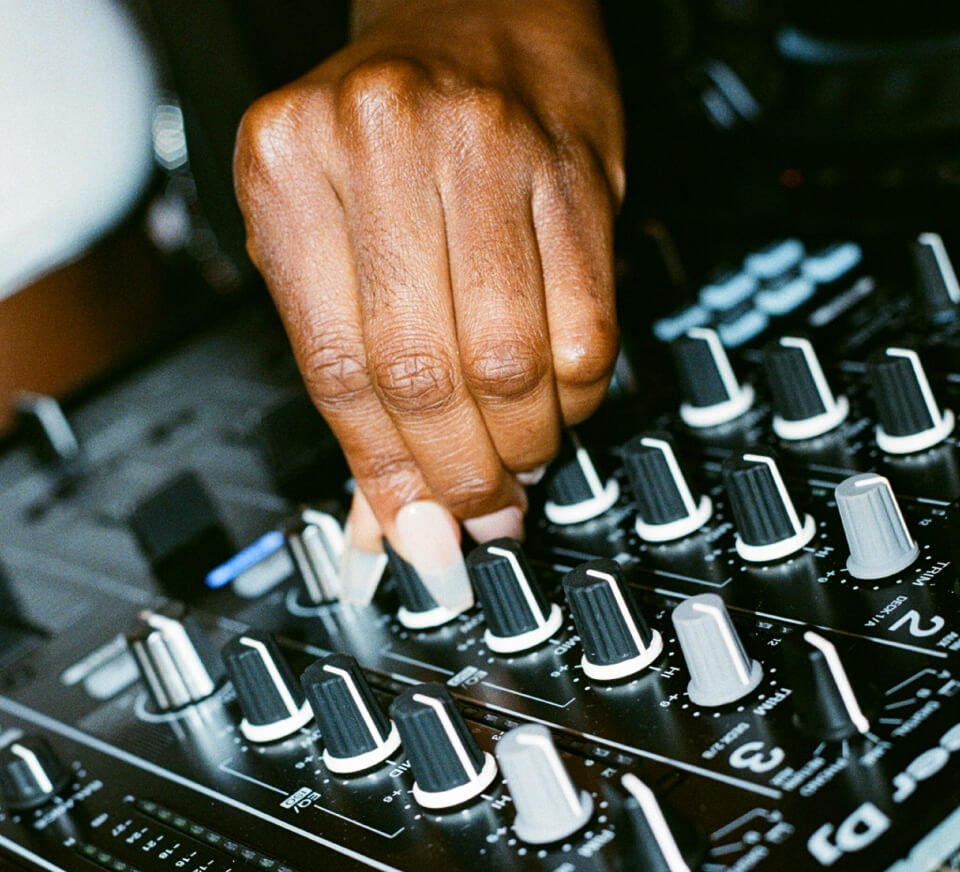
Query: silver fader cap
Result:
<box><xmin>672</xmin><ymin>593</ymin><xmax>763</xmax><ymax>707</ymax></box>
<box><xmin>835</xmin><ymin>473</ymin><xmax>919</xmax><ymax>580</ymax></box>
<box><xmin>495</xmin><ymin>724</ymin><xmax>593</xmax><ymax>845</ymax></box>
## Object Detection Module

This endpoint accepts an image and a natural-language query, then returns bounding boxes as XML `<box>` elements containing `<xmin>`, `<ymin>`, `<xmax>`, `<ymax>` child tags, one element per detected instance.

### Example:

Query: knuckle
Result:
<box><xmin>462</xmin><ymin>336</ymin><xmax>549</xmax><ymax>403</ymax></box>
<box><xmin>337</xmin><ymin>57</ymin><xmax>429</xmax><ymax>143</ymax></box>
<box><xmin>372</xmin><ymin>344</ymin><xmax>459</xmax><ymax>416</ymax></box>
<box><xmin>299</xmin><ymin>332</ymin><xmax>371</xmax><ymax>409</ymax></box>
<box><xmin>554</xmin><ymin>319</ymin><xmax>620</xmax><ymax>388</ymax></box>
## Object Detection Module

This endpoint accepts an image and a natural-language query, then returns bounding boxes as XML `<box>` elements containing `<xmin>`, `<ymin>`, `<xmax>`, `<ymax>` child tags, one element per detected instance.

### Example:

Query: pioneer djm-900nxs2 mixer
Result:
<box><xmin>1</xmin><ymin>232</ymin><xmax>959</xmax><ymax>872</ymax></box>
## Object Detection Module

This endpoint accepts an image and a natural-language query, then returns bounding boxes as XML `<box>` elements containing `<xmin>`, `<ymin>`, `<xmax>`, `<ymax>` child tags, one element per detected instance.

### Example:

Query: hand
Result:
<box><xmin>234</xmin><ymin>0</ymin><xmax>624</xmax><ymax>605</ymax></box>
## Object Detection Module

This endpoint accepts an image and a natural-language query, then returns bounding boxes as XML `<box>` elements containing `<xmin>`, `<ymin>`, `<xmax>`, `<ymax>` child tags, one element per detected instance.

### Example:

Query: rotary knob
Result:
<box><xmin>621</xmin><ymin>434</ymin><xmax>712</xmax><ymax>542</ymax></box>
<box><xmin>868</xmin><ymin>347</ymin><xmax>954</xmax><ymax>454</ymax></box>
<box><xmin>783</xmin><ymin>628</ymin><xmax>872</xmax><ymax>742</ymax></box>
<box><xmin>221</xmin><ymin>631</ymin><xmax>312</xmax><ymax>743</ymax></box>
<box><xmin>620</xmin><ymin>774</ymin><xmax>708</xmax><ymax>872</ymax></box>
<box><xmin>913</xmin><ymin>232</ymin><xmax>960</xmax><ymax>323</ymax></box>
<box><xmin>127</xmin><ymin>602</ymin><xmax>225</xmax><ymax>711</ymax></box>
<box><xmin>495</xmin><ymin>724</ymin><xmax>592</xmax><ymax>844</ymax></box>
<box><xmin>764</xmin><ymin>336</ymin><xmax>849</xmax><ymax>441</ymax></box>
<box><xmin>384</xmin><ymin>540</ymin><xmax>469</xmax><ymax>630</ymax></box>
<box><xmin>285</xmin><ymin>509</ymin><xmax>344</xmax><ymax>604</ymax></box>
<box><xmin>834</xmin><ymin>473</ymin><xmax>919</xmax><ymax>580</ymax></box>
<box><xmin>672</xmin><ymin>593</ymin><xmax>763</xmax><ymax>707</ymax></box>
<box><xmin>465</xmin><ymin>538</ymin><xmax>563</xmax><ymax>654</ymax></box>
<box><xmin>301</xmin><ymin>654</ymin><xmax>401</xmax><ymax>774</ymax></box>
<box><xmin>544</xmin><ymin>431</ymin><xmax>619</xmax><ymax>525</ymax></box>
<box><xmin>0</xmin><ymin>736</ymin><xmax>70</xmax><ymax>810</ymax></box>
<box><xmin>390</xmin><ymin>682</ymin><xmax>497</xmax><ymax>810</ymax></box>
<box><xmin>672</xmin><ymin>327</ymin><xmax>754</xmax><ymax>429</ymax></box>
<box><xmin>722</xmin><ymin>451</ymin><xmax>815</xmax><ymax>562</ymax></box>
<box><xmin>562</xmin><ymin>559</ymin><xmax>663</xmax><ymax>681</ymax></box>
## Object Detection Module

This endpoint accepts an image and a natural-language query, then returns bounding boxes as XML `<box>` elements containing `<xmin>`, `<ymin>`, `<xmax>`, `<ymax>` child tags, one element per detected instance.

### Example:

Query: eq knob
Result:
<box><xmin>783</xmin><ymin>628</ymin><xmax>872</xmax><ymax>742</ymax></box>
<box><xmin>384</xmin><ymin>540</ymin><xmax>470</xmax><ymax>630</ymax></box>
<box><xmin>722</xmin><ymin>451</ymin><xmax>815</xmax><ymax>562</ymax></box>
<box><xmin>869</xmin><ymin>347</ymin><xmax>954</xmax><ymax>454</ymax></box>
<box><xmin>465</xmin><ymin>538</ymin><xmax>563</xmax><ymax>654</ymax></box>
<box><xmin>390</xmin><ymin>682</ymin><xmax>497</xmax><ymax>810</ymax></box>
<box><xmin>127</xmin><ymin>603</ymin><xmax>226</xmax><ymax>711</ymax></box>
<box><xmin>621</xmin><ymin>434</ymin><xmax>712</xmax><ymax>542</ymax></box>
<box><xmin>0</xmin><ymin>736</ymin><xmax>70</xmax><ymax>810</ymax></box>
<box><xmin>764</xmin><ymin>336</ymin><xmax>849</xmax><ymax>441</ymax></box>
<box><xmin>672</xmin><ymin>327</ymin><xmax>754</xmax><ymax>428</ymax></box>
<box><xmin>544</xmin><ymin>431</ymin><xmax>620</xmax><ymax>525</ymax></box>
<box><xmin>495</xmin><ymin>724</ymin><xmax>592</xmax><ymax>844</ymax></box>
<box><xmin>563</xmin><ymin>559</ymin><xmax>663</xmax><ymax>681</ymax></box>
<box><xmin>672</xmin><ymin>593</ymin><xmax>763</xmax><ymax>707</ymax></box>
<box><xmin>620</xmin><ymin>774</ymin><xmax>707</xmax><ymax>872</ymax></box>
<box><xmin>834</xmin><ymin>473</ymin><xmax>919</xmax><ymax>580</ymax></box>
<box><xmin>221</xmin><ymin>631</ymin><xmax>312</xmax><ymax>743</ymax></box>
<box><xmin>285</xmin><ymin>508</ymin><xmax>344</xmax><ymax>604</ymax></box>
<box><xmin>301</xmin><ymin>654</ymin><xmax>401</xmax><ymax>774</ymax></box>
<box><xmin>913</xmin><ymin>232</ymin><xmax>960</xmax><ymax>323</ymax></box>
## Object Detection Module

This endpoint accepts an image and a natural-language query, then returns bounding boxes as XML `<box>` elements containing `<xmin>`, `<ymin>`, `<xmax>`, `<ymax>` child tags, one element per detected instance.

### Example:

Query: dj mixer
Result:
<box><xmin>0</xmin><ymin>231</ymin><xmax>958</xmax><ymax>871</ymax></box>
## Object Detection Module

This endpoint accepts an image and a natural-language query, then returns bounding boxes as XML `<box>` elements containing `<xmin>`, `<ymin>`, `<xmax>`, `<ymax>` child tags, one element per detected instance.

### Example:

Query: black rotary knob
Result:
<box><xmin>621</xmin><ymin>434</ymin><xmax>712</xmax><ymax>542</ymax></box>
<box><xmin>913</xmin><ymin>232</ymin><xmax>960</xmax><ymax>323</ymax></box>
<box><xmin>620</xmin><ymin>774</ymin><xmax>708</xmax><ymax>872</ymax></box>
<box><xmin>764</xmin><ymin>336</ymin><xmax>848</xmax><ymax>441</ymax></box>
<box><xmin>722</xmin><ymin>451</ymin><xmax>815</xmax><ymax>562</ymax></box>
<box><xmin>302</xmin><ymin>654</ymin><xmax>400</xmax><ymax>774</ymax></box>
<box><xmin>285</xmin><ymin>508</ymin><xmax>344</xmax><ymax>604</ymax></box>
<box><xmin>783</xmin><ymin>628</ymin><xmax>872</xmax><ymax>742</ymax></box>
<box><xmin>869</xmin><ymin>347</ymin><xmax>954</xmax><ymax>454</ymax></box>
<box><xmin>544</xmin><ymin>430</ymin><xmax>620</xmax><ymax>525</ymax></box>
<box><xmin>384</xmin><ymin>540</ymin><xmax>468</xmax><ymax>630</ymax></box>
<box><xmin>0</xmin><ymin>736</ymin><xmax>70</xmax><ymax>810</ymax></box>
<box><xmin>127</xmin><ymin>602</ymin><xmax>225</xmax><ymax>711</ymax></box>
<box><xmin>466</xmin><ymin>538</ymin><xmax>563</xmax><ymax>654</ymax></box>
<box><xmin>672</xmin><ymin>327</ymin><xmax>754</xmax><ymax>429</ymax></box>
<box><xmin>221</xmin><ymin>631</ymin><xmax>312</xmax><ymax>743</ymax></box>
<box><xmin>390</xmin><ymin>683</ymin><xmax>497</xmax><ymax>810</ymax></box>
<box><xmin>562</xmin><ymin>559</ymin><xmax>662</xmax><ymax>682</ymax></box>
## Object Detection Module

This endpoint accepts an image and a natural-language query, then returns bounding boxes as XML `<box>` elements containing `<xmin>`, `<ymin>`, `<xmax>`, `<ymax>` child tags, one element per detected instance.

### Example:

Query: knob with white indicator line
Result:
<box><xmin>466</xmin><ymin>538</ymin><xmax>563</xmax><ymax>654</ymax></box>
<box><xmin>723</xmin><ymin>451</ymin><xmax>815</xmax><ymax>562</ymax></box>
<box><xmin>764</xmin><ymin>336</ymin><xmax>848</xmax><ymax>441</ymax></box>
<box><xmin>390</xmin><ymin>683</ymin><xmax>497</xmax><ymax>810</ymax></box>
<box><xmin>783</xmin><ymin>628</ymin><xmax>872</xmax><ymax>742</ymax></box>
<box><xmin>544</xmin><ymin>430</ymin><xmax>620</xmax><ymax>525</ymax></box>
<box><xmin>869</xmin><ymin>347</ymin><xmax>954</xmax><ymax>454</ymax></box>
<box><xmin>301</xmin><ymin>654</ymin><xmax>401</xmax><ymax>774</ymax></box>
<box><xmin>621</xmin><ymin>434</ymin><xmax>712</xmax><ymax>542</ymax></box>
<box><xmin>221</xmin><ymin>631</ymin><xmax>312</xmax><ymax>743</ymax></box>
<box><xmin>834</xmin><ymin>473</ymin><xmax>919</xmax><ymax>580</ymax></box>
<box><xmin>495</xmin><ymin>724</ymin><xmax>592</xmax><ymax>844</ymax></box>
<box><xmin>913</xmin><ymin>232</ymin><xmax>960</xmax><ymax>322</ymax></box>
<box><xmin>127</xmin><ymin>602</ymin><xmax>226</xmax><ymax>712</ymax></box>
<box><xmin>384</xmin><ymin>540</ymin><xmax>470</xmax><ymax>630</ymax></box>
<box><xmin>672</xmin><ymin>593</ymin><xmax>763</xmax><ymax>707</ymax></box>
<box><xmin>0</xmin><ymin>736</ymin><xmax>70</xmax><ymax>810</ymax></box>
<box><xmin>620</xmin><ymin>774</ymin><xmax>707</xmax><ymax>872</ymax></box>
<box><xmin>672</xmin><ymin>327</ymin><xmax>754</xmax><ymax>428</ymax></box>
<box><xmin>563</xmin><ymin>559</ymin><xmax>663</xmax><ymax>681</ymax></box>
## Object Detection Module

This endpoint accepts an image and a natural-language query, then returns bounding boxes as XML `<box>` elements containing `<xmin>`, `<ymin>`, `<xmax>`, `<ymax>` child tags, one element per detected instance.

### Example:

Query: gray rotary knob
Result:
<box><xmin>127</xmin><ymin>603</ymin><xmax>226</xmax><ymax>711</ymax></box>
<box><xmin>495</xmin><ymin>724</ymin><xmax>592</xmax><ymax>844</ymax></box>
<box><xmin>835</xmin><ymin>473</ymin><xmax>919</xmax><ymax>580</ymax></box>
<box><xmin>286</xmin><ymin>509</ymin><xmax>344</xmax><ymax>604</ymax></box>
<box><xmin>672</xmin><ymin>327</ymin><xmax>754</xmax><ymax>429</ymax></box>
<box><xmin>672</xmin><ymin>593</ymin><xmax>763</xmax><ymax>707</ymax></box>
<box><xmin>0</xmin><ymin>736</ymin><xmax>70</xmax><ymax>810</ymax></box>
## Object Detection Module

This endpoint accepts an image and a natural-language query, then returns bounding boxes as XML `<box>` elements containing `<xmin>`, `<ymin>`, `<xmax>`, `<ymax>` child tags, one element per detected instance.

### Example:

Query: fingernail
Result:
<box><xmin>517</xmin><ymin>464</ymin><xmax>547</xmax><ymax>486</ymax></box>
<box><xmin>394</xmin><ymin>500</ymin><xmax>474</xmax><ymax>612</ymax></box>
<box><xmin>338</xmin><ymin>535</ymin><xmax>388</xmax><ymax>606</ymax></box>
<box><xmin>464</xmin><ymin>505</ymin><xmax>525</xmax><ymax>543</ymax></box>
<box><xmin>337</xmin><ymin>490</ymin><xmax>387</xmax><ymax>605</ymax></box>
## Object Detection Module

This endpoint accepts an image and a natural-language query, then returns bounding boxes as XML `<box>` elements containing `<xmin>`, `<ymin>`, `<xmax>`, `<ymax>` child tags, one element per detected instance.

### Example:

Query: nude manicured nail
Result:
<box><xmin>395</xmin><ymin>500</ymin><xmax>474</xmax><ymax>612</ymax></box>
<box><xmin>338</xmin><ymin>535</ymin><xmax>387</xmax><ymax>606</ymax></box>
<box><xmin>464</xmin><ymin>505</ymin><xmax>525</xmax><ymax>543</ymax></box>
<box><xmin>517</xmin><ymin>464</ymin><xmax>547</xmax><ymax>486</ymax></box>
